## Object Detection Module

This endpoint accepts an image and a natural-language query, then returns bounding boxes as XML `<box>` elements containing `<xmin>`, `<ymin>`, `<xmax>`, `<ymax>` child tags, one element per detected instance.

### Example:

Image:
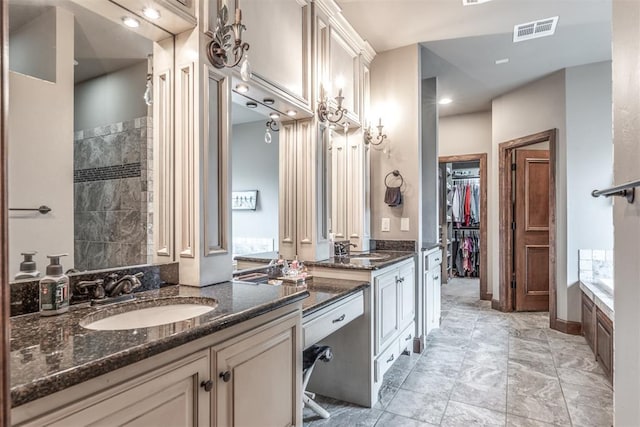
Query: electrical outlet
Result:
<box><xmin>381</xmin><ymin>218</ymin><xmax>390</xmax><ymax>232</ymax></box>
<box><xmin>401</xmin><ymin>217</ymin><xmax>410</xmax><ymax>231</ymax></box>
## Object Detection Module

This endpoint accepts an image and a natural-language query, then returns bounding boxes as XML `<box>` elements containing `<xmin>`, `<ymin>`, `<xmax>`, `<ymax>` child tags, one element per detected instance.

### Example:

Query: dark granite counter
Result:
<box><xmin>10</xmin><ymin>277</ymin><xmax>369</xmax><ymax>408</ymax></box>
<box><xmin>305</xmin><ymin>251</ymin><xmax>415</xmax><ymax>271</ymax></box>
<box><xmin>10</xmin><ymin>281</ymin><xmax>308</xmax><ymax>408</ymax></box>
<box><xmin>233</xmin><ymin>251</ymin><xmax>278</xmax><ymax>264</ymax></box>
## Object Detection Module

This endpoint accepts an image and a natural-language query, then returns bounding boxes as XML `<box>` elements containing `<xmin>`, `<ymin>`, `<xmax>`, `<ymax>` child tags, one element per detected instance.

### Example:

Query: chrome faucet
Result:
<box><xmin>75</xmin><ymin>272</ymin><xmax>144</xmax><ymax>305</ymax></box>
<box><xmin>334</xmin><ymin>241</ymin><xmax>356</xmax><ymax>258</ymax></box>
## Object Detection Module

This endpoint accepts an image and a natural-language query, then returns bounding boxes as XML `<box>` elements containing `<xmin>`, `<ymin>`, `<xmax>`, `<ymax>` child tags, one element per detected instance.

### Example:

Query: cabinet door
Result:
<box><xmin>375</xmin><ymin>269</ymin><xmax>399</xmax><ymax>353</ymax></box>
<box><xmin>214</xmin><ymin>313</ymin><xmax>301</xmax><ymax>427</ymax></box>
<box><xmin>581</xmin><ymin>292</ymin><xmax>595</xmax><ymax>351</ymax></box>
<box><xmin>398</xmin><ymin>262</ymin><xmax>415</xmax><ymax>328</ymax></box>
<box><xmin>27</xmin><ymin>351</ymin><xmax>210</xmax><ymax>427</ymax></box>
<box><xmin>595</xmin><ymin>309</ymin><xmax>613</xmax><ymax>380</ymax></box>
<box><xmin>432</xmin><ymin>267</ymin><xmax>442</xmax><ymax>327</ymax></box>
<box><xmin>424</xmin><ymin>269</ymin><xmax>436</xmax><ymax>335</ymax></box>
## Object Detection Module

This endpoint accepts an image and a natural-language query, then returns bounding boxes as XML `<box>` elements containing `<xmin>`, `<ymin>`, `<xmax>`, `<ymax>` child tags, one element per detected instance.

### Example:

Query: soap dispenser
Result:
<box><xmin>15</xmin><ymin>251</ymin><xmax>40</xmax><ymax>280</ymax></box>
<box><xmin>39</xmin><ymin>254</ymin><xmax>70</xmax><ymax>316</ymax></box>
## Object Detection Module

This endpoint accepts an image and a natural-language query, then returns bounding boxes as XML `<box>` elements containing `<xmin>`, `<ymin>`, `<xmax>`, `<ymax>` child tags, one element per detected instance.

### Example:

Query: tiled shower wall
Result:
<box><xmin>73</xmin><ymin>116</ymin><xmax>152</xmax><ymax>271</ymax></box>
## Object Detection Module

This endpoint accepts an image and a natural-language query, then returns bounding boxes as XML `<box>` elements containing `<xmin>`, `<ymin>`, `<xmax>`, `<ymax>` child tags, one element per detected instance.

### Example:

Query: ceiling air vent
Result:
<box><xmin>513</xmin><ymin>16</ymin><xmax>559</xmax><ymax>42</ymax></box>
<box><xmin>462</xmin><ymin>0</ymin><xmax>493</xmax><ymax>5</ymax></box>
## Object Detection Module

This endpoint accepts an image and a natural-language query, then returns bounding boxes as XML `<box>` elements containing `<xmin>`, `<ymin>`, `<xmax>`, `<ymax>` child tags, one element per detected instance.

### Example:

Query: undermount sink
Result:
<box><xmin>80</xmin><ymin>299</ymin><xmax>218</xmax><ymax>331</ymax></box>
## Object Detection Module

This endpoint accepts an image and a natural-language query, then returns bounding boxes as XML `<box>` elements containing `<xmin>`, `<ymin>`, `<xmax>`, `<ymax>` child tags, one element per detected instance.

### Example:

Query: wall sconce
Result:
<box><xmin>364</xmin><ymin>118</ymin><xmax>387</xmax><ymax>146</ymax></box>
<box><xmin>265</xmin><ymin>119</ymin><xmax>279</xmax><ymax>144</ymax></box>
<box><xmin>206</xmin><ymin>5</ymin><xmax>252</xmax><ymax>81</ymax></box>
<box><xmin>317</xmin><ymin>85</ymin><xmax>347</xmax><ymax>125</ymax></box>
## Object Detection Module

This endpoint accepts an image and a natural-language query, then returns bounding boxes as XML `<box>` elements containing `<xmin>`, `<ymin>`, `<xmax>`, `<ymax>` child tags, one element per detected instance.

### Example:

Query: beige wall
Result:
<box><xmin>612</xmin><ymin>1</ymin><xmax>640</xmax><ymax>423</ymax></box>
<box><xmin>370</xmin><ymin>44</ymin><xmax>421</xmax><ymax>240</ymax></box>
<box><xmin>8</xmin><ymin>7</ymin><xmax>75</xmax><ymax>278</ymax></box>
<box><xmin>439</xmin><ymin>111</ymin><xmax>492</xmax><ymax>158</ymax></box>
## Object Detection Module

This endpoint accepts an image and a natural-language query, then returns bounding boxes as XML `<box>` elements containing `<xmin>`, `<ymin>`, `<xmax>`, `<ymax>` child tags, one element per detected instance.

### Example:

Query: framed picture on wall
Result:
<box><xmin>232</xmin><ymin>190</ymin><xmax>258</xmax><ymax>210</ymax></box>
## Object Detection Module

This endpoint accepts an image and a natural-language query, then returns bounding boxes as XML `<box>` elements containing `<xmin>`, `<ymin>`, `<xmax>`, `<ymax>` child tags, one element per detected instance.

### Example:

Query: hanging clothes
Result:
<box><xmin>452</xmin><ymin>230</ymin><xmax>480</xmax><ymax>278</ymax></box>
<box><xmin>451</xmin><ymin>184</ymin><xmax>462</xmax><ymax>223</ymax></box>
<box><xmin>452</xmin><ymin>178</ymin><xmax>480</xmax><ymax>227</ymax></box>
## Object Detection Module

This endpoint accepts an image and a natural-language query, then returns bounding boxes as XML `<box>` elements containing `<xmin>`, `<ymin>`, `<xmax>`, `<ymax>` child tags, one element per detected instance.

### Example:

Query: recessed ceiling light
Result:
<box><xmin>269</xmin><ymin>112</ymin><xmax>280</xmax><ymax>119</ymax></box>
<box><xmin>462</xmin><ymin>0</ymin><xmax>493</xmax><ymax>4</ymax></box>
<box><xmin>286</xmin><ymin>110</ymin><xmax>297</xmax><ymax>117</ymax></box>
<box><xmin>495</xmin><ymin>58</ymin><xmax>509</xmax><ymax>65</ymax></box>
<box><xmin>246</xmin><ymin>101</ymin><xmax>257</xmax><ymax>108</ymax></box>
<box><xmin>235</xmin><ymin>84</ymin><xmax>249</xmax><ymax>93</ymax></box>
<box><xmin>439</xmin><ymin>98</ymin><xmax>453</xmax><ymax>105</ymax></box>
<box><xmin>263</xmin><ymin>98</ymin><xmax>275</xmax><ymax>105</ymax></box>
<box><xmin>122</xmin><ymin>17</ymin><xmax>140</xmax><ymax>28</ymax></box>
<box><xmin>142</xmin><ymin>7</ymin><xmax>161</xmax><ymax>20</ymax></box>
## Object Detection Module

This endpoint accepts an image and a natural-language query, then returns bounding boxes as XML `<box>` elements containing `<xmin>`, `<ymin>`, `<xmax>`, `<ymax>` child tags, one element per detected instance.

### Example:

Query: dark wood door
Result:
<box><xmin>514</xmin><ymin>149</ymin><xmax>550</xmax><ymax>311</ymax></box>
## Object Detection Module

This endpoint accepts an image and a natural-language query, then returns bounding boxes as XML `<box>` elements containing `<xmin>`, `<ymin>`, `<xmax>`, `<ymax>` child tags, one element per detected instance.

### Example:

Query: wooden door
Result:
<box><xmin>514</xmin><ymin>149</ymin><xmax>550</xmax><ymax>311</ymax></box>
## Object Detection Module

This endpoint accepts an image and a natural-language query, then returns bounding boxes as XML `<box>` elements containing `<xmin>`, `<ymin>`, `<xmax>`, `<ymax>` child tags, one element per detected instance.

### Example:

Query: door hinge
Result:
<box><xmin>511</xmin><ymin>163</ymin><xmax>516</xmax><ymax>171</ymax></box>
<box><xmin>511</xmin><ymin>279</ymin><xmax>516</xmax><ymax>289</ymax></box>
<box><xmin>511</xmin><ymin>222</ymin><xmax>516</xmax><ymax>230</ymax></box>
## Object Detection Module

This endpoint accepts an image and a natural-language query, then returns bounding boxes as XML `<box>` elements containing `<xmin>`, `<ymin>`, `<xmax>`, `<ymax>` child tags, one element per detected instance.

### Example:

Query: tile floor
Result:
<box><xmin>303</xmin><ymin>278</ymin><xmax>613</xmax><ymax>426</ymax></box>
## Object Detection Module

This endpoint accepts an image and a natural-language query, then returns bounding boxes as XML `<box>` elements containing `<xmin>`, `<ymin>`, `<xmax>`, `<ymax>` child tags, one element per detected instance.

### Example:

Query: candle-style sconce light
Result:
<box><xmin>206</xmin><ymin>5</ymin><xmax>252</xmax><ymax>81</ymax></box>
<box><xmin>317</xmin><ymin>83</ymin><xmax>347</xmax><ymax>125</ymax></box>
<box><xmin>364</xmin><ymin>118</ymin><xmax>388</xmax><ymax>146</ymax></box>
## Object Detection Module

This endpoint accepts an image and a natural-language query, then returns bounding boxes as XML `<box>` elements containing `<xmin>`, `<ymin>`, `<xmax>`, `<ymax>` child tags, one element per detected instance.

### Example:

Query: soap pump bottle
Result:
<box><xmin>15</xmin><ymin>251</ymin><xmax>40</xmax><ymax>280</ymax></box>
<box><xmin>39</xmin><ymin>254</ymin><xmax>70</xmax><ymax>316</ymax></box>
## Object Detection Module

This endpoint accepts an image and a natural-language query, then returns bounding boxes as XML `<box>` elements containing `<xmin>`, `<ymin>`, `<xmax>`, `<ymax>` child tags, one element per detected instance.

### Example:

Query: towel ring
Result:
<box><xmin>385</xmin><ymin>170</ymin><xmax>404</xmax><ymax>188</ymax></box>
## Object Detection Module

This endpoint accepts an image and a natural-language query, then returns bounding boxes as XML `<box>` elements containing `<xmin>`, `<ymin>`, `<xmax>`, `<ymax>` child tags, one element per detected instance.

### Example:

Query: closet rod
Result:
<box><xmin>452</xmin><ymin>176</ymin><xmax>480</xmax><ymax>180</ymax></box>
<box><xmin>592</xmin><ymin>179</ymin><xmax>640</xmax><ymax>203</ymax></box>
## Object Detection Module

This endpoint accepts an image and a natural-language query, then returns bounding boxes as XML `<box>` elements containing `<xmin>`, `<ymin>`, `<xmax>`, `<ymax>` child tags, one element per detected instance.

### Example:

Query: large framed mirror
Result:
<box><xmin>7</xmin><ymin>0</ymin><xmax>175</xmax><ymax>281</ymax></box>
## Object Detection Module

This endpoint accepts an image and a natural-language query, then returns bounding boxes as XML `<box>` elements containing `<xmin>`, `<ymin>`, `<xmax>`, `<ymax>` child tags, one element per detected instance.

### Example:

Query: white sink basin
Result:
<box><xmin>81</xmin><ymin>303</ymin><xmax>217</xmax><ymax>331</ymax></box>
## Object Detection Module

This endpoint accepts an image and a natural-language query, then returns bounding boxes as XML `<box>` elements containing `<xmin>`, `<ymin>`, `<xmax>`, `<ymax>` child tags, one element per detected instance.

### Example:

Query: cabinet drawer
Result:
<box><xmin>425</xmin><ymin>249</ymin><xmax>442</xmax><ymax>270</ymax></box>
<box><xmin>375</xmin><ymin>339</ymin><xmax>401</xmax><ymax>383</ymax></box>
<box><xmin>398</xmin><ymin>322</ymin><xmax>415</xmax><ymax>353</ymax></box>
<box><xmin>303</xmin><ymin>293</ymin><xmax>364</xmax><ymax>348</ymax></box>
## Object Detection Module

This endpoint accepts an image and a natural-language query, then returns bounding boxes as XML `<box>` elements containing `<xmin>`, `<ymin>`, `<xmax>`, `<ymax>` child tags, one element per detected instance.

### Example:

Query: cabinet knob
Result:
<box><xmin>405</xmin><ymin>334</ymin><xmax>412</xmax><ymax>341</ymax></box>
<box><xmin>200</xmin><ymin>380</ymin><xmax>213</xmax><ymax>392</ymax></box>
<box><xmin>387</xmin><ymin>354</ymin><xmax>395</xmax><ymax>363</ymax></box>
<box><xmin>332</xmin><ymin>314</ymin><xmax>346</xmax><ymax>323</ymax></box>
<box><xmin>219</xmin><ymin>371</ymin><xmax>232</xmax><ymax>382</ymax></box>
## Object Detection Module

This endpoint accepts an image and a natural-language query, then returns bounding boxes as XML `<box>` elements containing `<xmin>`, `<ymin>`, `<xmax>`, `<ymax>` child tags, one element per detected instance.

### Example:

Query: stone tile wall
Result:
<box><xmin>73</xmin><ymin>117</ymin><xmax>152</xmax><ymax>271</ymax></box>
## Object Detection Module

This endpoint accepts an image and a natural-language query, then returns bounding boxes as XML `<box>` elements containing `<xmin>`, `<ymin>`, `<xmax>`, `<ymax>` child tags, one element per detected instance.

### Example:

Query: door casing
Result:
<box><xmin>498</xmin><ymin>129</ymin><xmax>560</xmax><ymax>329</ymax></box>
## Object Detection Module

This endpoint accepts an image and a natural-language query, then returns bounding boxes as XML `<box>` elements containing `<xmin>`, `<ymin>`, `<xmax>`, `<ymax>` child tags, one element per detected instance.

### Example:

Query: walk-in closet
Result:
<box><xmin>439</xmin><ymin>160</ymin><xmax>482</xmax><ymax>283</ymax></box>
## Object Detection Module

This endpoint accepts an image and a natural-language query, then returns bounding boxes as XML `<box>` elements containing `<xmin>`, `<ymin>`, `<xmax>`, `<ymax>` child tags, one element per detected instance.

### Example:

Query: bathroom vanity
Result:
<box><xmin>10</xmin><ymin>278</ymin><xmax>368</xmax><ymax>426</ymax></box>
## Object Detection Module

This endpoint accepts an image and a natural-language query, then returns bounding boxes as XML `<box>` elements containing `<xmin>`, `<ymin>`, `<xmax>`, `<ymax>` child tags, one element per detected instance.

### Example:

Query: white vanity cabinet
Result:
<box><xmin>12</xmin><ymin>305</ymin><xmax>303</xmax><ymax>427</ymax></box>
<box><xmin>308</xmin><ymin>257</ymin><xmax>416</xmax><ymax>407</ymax></box>
<box><xmin>424</xmin><ymin>247</ymin><xmax>443</xmax><ymax>335</ymax></box>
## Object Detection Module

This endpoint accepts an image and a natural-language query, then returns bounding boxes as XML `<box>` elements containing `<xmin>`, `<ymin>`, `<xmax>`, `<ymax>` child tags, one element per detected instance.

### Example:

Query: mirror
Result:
<box><xmin>230</xmin><ymin>95</ymin><xmax>280</xmax><ymax>266</ymax></box>
<box><xmin>8</xmin><ymin>0</ymin><xmax>173</xmax><ymax>280</ymax></box>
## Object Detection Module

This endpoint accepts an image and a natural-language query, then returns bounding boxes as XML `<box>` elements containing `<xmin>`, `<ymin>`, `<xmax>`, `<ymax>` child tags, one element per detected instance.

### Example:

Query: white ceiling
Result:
<box><xmin>336</xmin><ymin>0</ymin><xmax>612</xmax><ymax>116</ymax></box>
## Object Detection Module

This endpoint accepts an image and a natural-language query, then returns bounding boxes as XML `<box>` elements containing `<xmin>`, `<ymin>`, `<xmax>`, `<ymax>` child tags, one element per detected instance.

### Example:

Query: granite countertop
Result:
<box><xmin>233</xmin><ymin>251</ymin><xmax>278</xmax><ymax>263</ymax></box>
<box><xmin>10</xmin><ymin>277</ymin><xmax>369</xmax><ymax>408</ymax></box>
<box><xmin>579</xmin><ymin>279</ymin><xmax>614</xmax><ymax>321</ymax></box>
<box><xmin>305</xmin><ymin>250</ymin><xmax>415</xmax><ymax>270</ymax></box>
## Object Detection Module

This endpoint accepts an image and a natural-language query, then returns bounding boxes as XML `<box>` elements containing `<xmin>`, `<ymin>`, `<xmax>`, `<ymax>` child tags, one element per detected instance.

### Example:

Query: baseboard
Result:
<box><xmin>553</xmin><ymin>318</ymin><xmax>582</xmax><ymax>335</ymax></box>
<box><xmin>491</xmin><ymin>299</ymin><xmax>501</xmax><ymax>311</ymax></box>
<box><xmin>481</xmin><ymin>292</ymin><xmax>493</xmax><ymax>301</ymax></box>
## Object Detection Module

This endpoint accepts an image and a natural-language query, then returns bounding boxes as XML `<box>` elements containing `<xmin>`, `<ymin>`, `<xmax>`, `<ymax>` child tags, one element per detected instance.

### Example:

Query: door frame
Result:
<box><xmin>498</xmin><ymin>129</ymin><xmax>557</xmax><ymax>323</ymax></box>
<box><xmin>438</xmin><ymin>153</ymin><xmax>489</xmax><ymax>301</ymax></box>
<box><xmin>1</xmin><ymin>0</ymin><xmax>9</xmax><ymax>422</ymax></box>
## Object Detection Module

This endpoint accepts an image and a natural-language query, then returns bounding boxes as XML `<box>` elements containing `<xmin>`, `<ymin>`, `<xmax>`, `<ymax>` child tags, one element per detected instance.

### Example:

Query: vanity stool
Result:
<box><xmin>302</xmin><ymin>345</ymin><xmax>333</xmax><ymax>419</ymax></box>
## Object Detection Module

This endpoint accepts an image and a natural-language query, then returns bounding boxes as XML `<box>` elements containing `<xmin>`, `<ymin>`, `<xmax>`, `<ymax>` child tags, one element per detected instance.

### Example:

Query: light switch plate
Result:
<box><xmin>381</xmin><ymin>218</ymin><xmax>390</xmax><ymax>232</ymax></box>
<box><xmin>401</xmin><ymin>217</ymin><xmax>410</xmax><ymax>231</ymax></box>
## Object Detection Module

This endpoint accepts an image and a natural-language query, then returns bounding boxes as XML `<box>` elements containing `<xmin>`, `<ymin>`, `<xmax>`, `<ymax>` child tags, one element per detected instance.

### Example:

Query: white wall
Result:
<box><xmin>74</xmin><ymin>61</ymin><xmax>149</xmax><ymax>131</ymax></box>
<box><xmin>9</xmin><ymin>7</ymin><xmax>56</xmax><ymax>83</ymax></box>
<box><xmin>8</xmin><ymin>7</ymin><xmax>75</xmax><ymax>278</ymax></box>
<box><xmin>565</xmin><ymin>61</ymin><xmax>613</xmax><ymax>320</ymax></box>
<box><xmin>231</xmin><ymin>121</ymin><xmax>279</xmax><ymax>251</ymax></box>
<box><xmin>492</xmin><ymin>71</ymin><xmax>567</xmax><ymax>311</ymax></box>
<box><xmin>612</xmin><ymin>1</ymin><xmax>640</xmax><ymax>423</ymax></box>
<box><xmin>370</xmin><ymin>44</ymin><xmax>421</xmax><ymax>241</ymax></box>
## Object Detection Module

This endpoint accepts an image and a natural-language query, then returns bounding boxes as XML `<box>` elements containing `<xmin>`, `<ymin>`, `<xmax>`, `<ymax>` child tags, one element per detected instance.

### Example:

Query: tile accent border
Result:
<box><xmin>74</xmin><ymin>163</ymin><xmax>141</xmax><ymax>183</ymax></box>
